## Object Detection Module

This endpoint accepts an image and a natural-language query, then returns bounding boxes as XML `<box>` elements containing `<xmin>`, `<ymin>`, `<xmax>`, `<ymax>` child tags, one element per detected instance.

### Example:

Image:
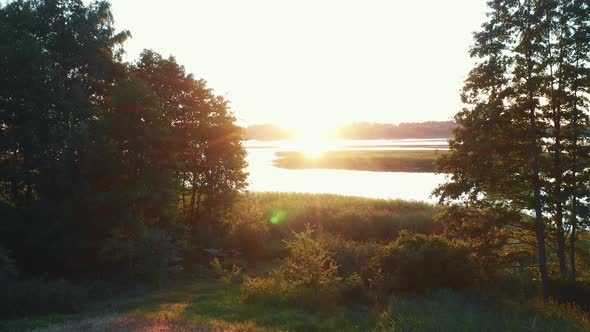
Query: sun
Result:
<box><xmin>283</xmin><ymin>122</ymin><xmax>336</xmax><ymax>158</ymax></box>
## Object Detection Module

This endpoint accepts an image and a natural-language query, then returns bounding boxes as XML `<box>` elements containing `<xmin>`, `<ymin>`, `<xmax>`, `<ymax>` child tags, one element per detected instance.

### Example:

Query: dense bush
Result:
<box><xmin>0</xmin><ymin>246</ymin><xmax>17</xmax><ymax>282</ymax></box>
<box><xmin>0</xmin><ymin>279</ymin><xmax>91</xmax><ymax>319</ymax></box>
<box><xmin>548</xmin><ymin>279</ymin><xmax>590</xmax><ymax>311</ymax></box>
<box><xmin>101</xmin><ymin>227</ymin><xmax>181</xmax><ymax>286</ymax></box>
<box><xmin>321</xmin><ymin>236</ymin><xmax>381</xmax><ymax>277</ymax></box>
<box><xmin>226</xmin><ymin>199</ymin><xmax>270</xmax><ymax>259</ymax></box>
<box><xmin>369</xmin><ymin>231</ymin><xmax>478</xmax><ymax>292</ymax></box>
<box><xmin>243</xmin><ymin>270</ymin><xmax>364</xmax><ymax>312</ymax></box>
<box><xmin>436</xmin><ymin>204</ymin><xmax>535</xmax><ymax>278</ymax></box>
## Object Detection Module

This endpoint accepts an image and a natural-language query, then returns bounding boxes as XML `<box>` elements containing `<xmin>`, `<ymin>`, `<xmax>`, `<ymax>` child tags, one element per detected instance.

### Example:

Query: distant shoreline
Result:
<box><xmin>242</xmin><ymin>121</ymin><xmax>456</xmax><ymax>141</ymax></box>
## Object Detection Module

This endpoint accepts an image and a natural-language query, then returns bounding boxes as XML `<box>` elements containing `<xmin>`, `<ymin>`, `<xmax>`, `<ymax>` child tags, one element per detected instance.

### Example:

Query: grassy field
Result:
<box><xmin>4</xmin><ymin>278</ymin><xmax>589</xmax><ymax>332</ymax></box>
<box><xmin>234</xmin><ymin>192</ymin><xmax>441</xmax><ymax>242</ymax></box>
<box><xmin>3</xmin><ymin>193</ymin><xmax>590</xmax><ymax>331</ymax></box>
<box><xmin>273</xmin><ymin>150</ymin><xmax>448</xmax><ymax>172</ymax></box>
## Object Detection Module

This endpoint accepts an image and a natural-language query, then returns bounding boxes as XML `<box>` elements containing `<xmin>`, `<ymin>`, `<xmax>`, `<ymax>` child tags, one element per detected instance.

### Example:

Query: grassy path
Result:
<box><xmin>4</xmin><ymin>277</ymin><xmax>590</xmax><ymax>332</ymax></box>
<box><xmin>4</xmin><ymin>278</ymin><xmax>373</xmax><ymax>332</ymax></box>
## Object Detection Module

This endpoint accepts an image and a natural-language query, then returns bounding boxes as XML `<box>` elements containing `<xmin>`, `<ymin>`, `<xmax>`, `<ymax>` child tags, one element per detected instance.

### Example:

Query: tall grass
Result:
<box><xmin>238</xmin><ymin>192</ymin><xmax>440</xmax><ymax>242</ymax></box>
<box><xmin>376</xmin><ymin>289</ymin><xmax>590</xmax><ymax>332</ymax></box>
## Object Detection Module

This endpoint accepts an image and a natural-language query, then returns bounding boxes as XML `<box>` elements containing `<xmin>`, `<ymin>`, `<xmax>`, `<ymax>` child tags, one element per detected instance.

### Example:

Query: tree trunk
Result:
<box><xmin>547</xmin><ymin>11</ymin><xmax>567</xmax><ymax>278</ymax></box>
<box><xmin>569</xmin><ymin>57</ymin><xmax>580</xmax><ymax>282</ymax></box>
<box><xmin>525</xmin><ymin>0</ymin><xmax>549</xmax><ymax>301</ymax></box>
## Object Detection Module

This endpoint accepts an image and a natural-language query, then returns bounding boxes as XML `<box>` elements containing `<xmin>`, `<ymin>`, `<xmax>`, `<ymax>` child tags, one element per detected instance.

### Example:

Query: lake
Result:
<box><xmin>244</xmin><ymin>139</ymin><xmax>448</xmax><ymax>202</ymax></box>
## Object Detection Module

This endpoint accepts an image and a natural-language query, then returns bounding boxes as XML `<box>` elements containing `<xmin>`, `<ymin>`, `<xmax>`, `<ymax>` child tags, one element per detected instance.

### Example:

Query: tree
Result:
<box><xmin>0</xmin><ymin>0</ymin><xmax>129</xmax><ymax>275</ymax></box>
<box><xmin>0</xmin><ymin>1</ymin><xmax>248</xmax><ymax>279</ymax></box>
<box><xmin>560</xmin><ymin>0</ymin><xmax>590</xmax><ymax>281</ymax></box>
<box><xmin>130</xmin><ymin>50</ymin><xmax>248</xmax><ymax>244</ymax></box>
<box><xmin>435</xmin><ymin>0</ymin><xmax>590</xmax><ymax>300</ymax></box>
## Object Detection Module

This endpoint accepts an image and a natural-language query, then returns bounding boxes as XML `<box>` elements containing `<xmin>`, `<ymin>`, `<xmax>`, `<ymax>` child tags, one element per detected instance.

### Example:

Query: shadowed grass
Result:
<box><xmin>376</xmin><ymin>289</ymin><xmax>590</xmax><ymax>332</ymax></box>
<box><xmin>273</xmin><ymin>149</ymin><xmax>447</xmax><ymax>172</ymax></box>
<box><xmin>8</xmin><ymin>279</ymin><xmax>588</xmax><ymax>332</ymax></box>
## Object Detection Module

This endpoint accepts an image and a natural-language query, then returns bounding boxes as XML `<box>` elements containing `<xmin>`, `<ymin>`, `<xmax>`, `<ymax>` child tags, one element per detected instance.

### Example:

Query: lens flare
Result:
<box><xmin>270</xmin><ymin>209</ymin><xmax>288</xmax><ymax>224</ymax></box>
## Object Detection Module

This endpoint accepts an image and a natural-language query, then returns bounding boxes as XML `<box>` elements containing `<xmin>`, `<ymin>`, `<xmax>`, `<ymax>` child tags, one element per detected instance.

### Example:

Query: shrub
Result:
<box><xmin>135</xmin><ymin>228</ymin><xmax>182</xmax><ymax>287</ymax></box>
<box><xmin>0</xmin><ymin>279</ymin><xmax>90</xmax><ymax>319</ymax></box>
<box><xmin>0</xmin><ymin>246</ymin><xmax>18</xmax><ymax>282</ymax></box>
<box><xmin>548</xmin><ymin>279</ymin><xmax>590</xmax><ymax>311</ymax></box>
<box><xmin>102</xmin><ymin>226</ymin><xmax>181</xmax><ymax>286</ymax></box>
<box><xmin>243</xmin><ymin>268</ymin><xmax>294</xmax><ymax>306</ymax></box>
<box><xmin>210</xmin><ymin>257</ymin><xmax>242</xmax><ymax>293</ymax></box>
<box><xmin>436</xmin><ymin>204</ymin><xmax>534</xmax><ymax>278</ymax></box>
<box><xmin>227</xmin><ymin>200</ymin><xmax>270</xmax><ymax>259</ymax></box>
<box><xmin>369</xmin><ymin>231</ymin><xmax>478</xmax><ymax>292</ymax></box>
<box><xmin>243</xmin><ymin>225</ymin><xmax>345</xmax><ymax>311</ymax></box>
<box><xmin>321</xmin><ymin>236</ymin><xmax>381</xmax><ymax>277</ymax></box>
<box><xmin>282</xmin><ymin>225</ymin><xmax>338</xmax><ymax>294</ymax></box>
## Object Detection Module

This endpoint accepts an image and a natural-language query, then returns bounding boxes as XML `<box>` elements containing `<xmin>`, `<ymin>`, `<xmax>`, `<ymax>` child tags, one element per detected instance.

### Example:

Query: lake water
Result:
<box><xmin>244</xmin><ymin>139</ymin><xmax>448</xmax><ymax>202</ymax></box>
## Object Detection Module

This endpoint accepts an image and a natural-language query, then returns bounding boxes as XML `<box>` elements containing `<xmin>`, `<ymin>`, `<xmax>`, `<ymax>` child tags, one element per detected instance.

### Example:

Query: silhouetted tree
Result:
<box><xmin>0</xmin><ymin>1</ymin><xmax>247</xmax><ymax>278</ymax></box>
<box><xmin>435</xmin><ymin>0</ymin><xmax>590</xmax><ymax>300</ymax></box>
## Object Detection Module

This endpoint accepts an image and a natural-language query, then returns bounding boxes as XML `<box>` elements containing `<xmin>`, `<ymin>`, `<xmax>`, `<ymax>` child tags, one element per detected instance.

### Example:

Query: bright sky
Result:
<box><xmin>110</xmin><ymin>0</ymin><xmax>488</xmax><ymax>132</ymax></box>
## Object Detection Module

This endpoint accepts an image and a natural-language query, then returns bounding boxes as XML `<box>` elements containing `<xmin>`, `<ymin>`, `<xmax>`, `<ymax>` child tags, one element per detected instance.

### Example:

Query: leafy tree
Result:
<box><xmin>436</xmin><ymin>0</ymin><xmax>590</xmax><ymax>300</ymax></box>
<box><xmin>0</xmin><ymin>1</ymin><xmax>247</xmax><ymax>279</ymax></box>
<box><xmin>131</xmin><ymin>50</ymin><xmax>247</xmax><ymax>240</ymax></box>
<box><xmin>0</xmin><ymin>0</ymin><xmax>129</xmax><ymax>275</ymax></box>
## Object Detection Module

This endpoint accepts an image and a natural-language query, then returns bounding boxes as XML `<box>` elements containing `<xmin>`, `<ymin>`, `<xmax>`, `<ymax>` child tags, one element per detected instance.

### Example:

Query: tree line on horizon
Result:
<box><xmin>243</xmin><ymin>121</ymin><xmax>455</xmax><ymax>140</ymax></box>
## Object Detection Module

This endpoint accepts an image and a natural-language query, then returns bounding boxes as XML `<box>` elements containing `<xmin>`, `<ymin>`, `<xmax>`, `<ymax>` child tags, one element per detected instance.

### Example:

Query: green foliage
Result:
<box><xmin>210</xmin><ymin>258</ymin><xmax>242</xmax><ymax>291</ymax></box>
<box><xmin>435</xmin><ymin>0</ymin><xmax>590</xmax><ymax>289</ymax></box>
<box><xmin>135</xmin><ymin>228</ymin><xmax>182</xmax><ymax>287</ymax></box>
<box><xmin>370</xmin><ymin>231</ymin><xmax>478</xmax><ymax>292</ymax></box>
<box><xmin>435</xmin><ymin>203</ymin><xmax>535</xmax><ymax>278</ymax></box>
<box><xmin>227</xmin><ymin>198</ymin><xmax>270</xmax><ymax>258</ymax></box>
<box><xmin>321</xmin><ymin>236</ymin><xmax>380</xmax><ymax>277</ymax></box>
<box><xmin>222</xmin><ymin>193</ymin><xmax>440</xmax><ymax>262</ymax></box>
<box><xmin>247</xmin><ymin>192</ymin><xmax>438</xmax><ymax>242</ymax></box>
<box><xmin>375</xmin><ymin>289</ymin><xmax>590</xmax><ymax>332</ymax></box>
<box><xmin>0</xmin><ymin>246</ymin><xmax>17</xmax><ymax>281</ymax></box>
<box><xmin>243</xmin><ymin>225</ymin><xmax>347</xmax><ymax>311</ymax></box>
<box><xmin>102</xmin><ymin>226</ymin><xmax>181</xmax><ymax>286</ymax></box>
<box><xmin>0</xmin><ymin>0</ymin><xmax>247</xmax><ymax>279</ymax></box>
<box><xmin>274</xmin><ymin>149</ymin><xmax>446</xmax><ymax>172</ymax></box>
<box><xmin>5</xmin><ymin>279</ymin><xmax>589</xmax><ymax>332</ymax></box>
<box><xmin>282</xmin><ymin>225</ymin><xmax>338</xmax><ymax>292</ymax></box>
<box><xmin>0</xmin><ymin>279</ymin><xmax>90</xmax><ymax>319</ymax></box>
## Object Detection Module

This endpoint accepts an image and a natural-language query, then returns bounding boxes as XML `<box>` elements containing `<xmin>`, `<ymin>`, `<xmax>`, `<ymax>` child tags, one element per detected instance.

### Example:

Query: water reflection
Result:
<box><xmin>244</xmin><ymin>139</ymin><xmax>448</xmax><ymax>202</ymax></box>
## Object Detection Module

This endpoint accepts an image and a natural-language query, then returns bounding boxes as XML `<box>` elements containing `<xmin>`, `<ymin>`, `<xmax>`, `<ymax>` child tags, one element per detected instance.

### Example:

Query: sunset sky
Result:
<box><xmin>110</xmin><ymin>0</ymin><xmax>488</xmax><ymax>132</ymax></box>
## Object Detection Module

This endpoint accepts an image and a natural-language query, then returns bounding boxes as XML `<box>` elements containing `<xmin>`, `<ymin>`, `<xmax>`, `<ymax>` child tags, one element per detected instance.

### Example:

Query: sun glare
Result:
<box><xmin>287</xmin><ymin>123</ymin><xmax>335</xmax><ymax>158</ymax></box>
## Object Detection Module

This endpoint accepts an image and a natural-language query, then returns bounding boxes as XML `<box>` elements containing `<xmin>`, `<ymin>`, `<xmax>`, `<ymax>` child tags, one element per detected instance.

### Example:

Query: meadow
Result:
<box><xmin>4</xmin><ymin>279</ymin><xmax>589</xmax><ymax>332</ymax></box>
<box><xmin>273</xmin><ymin>150</ymin><xmax>447</xmax><ymax>172</ymax></box>
<box><xmin>3</xmin><ymin>193</ymin><xmax>590</xmax><ymax>331</ymax></box>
